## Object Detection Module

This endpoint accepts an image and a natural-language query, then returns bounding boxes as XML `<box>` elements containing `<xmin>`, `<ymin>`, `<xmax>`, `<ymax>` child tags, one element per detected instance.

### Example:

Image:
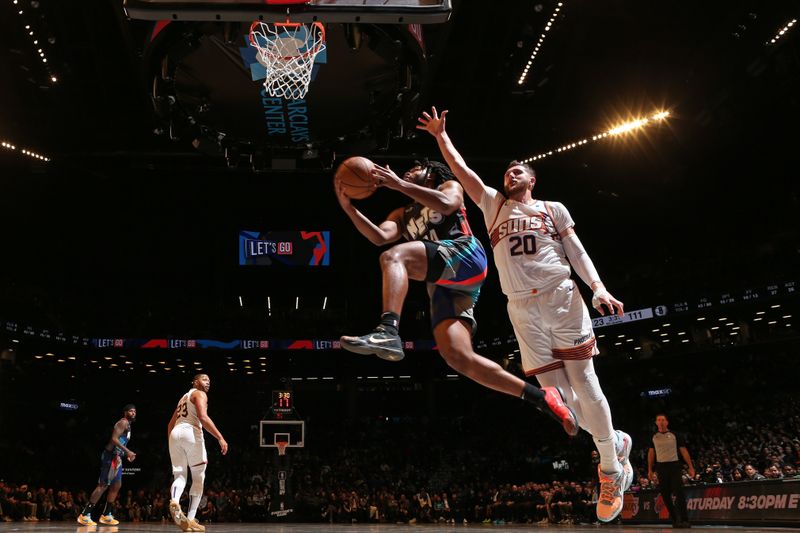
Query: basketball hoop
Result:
<box><xmin>276</xmin><ymin>441</ymin><xmax>289</xmax><ymax>456</ymax></box>
<box><xmin>249</xmin><ymin>19</ymin><xmax>326</xmax><ymax>100</ymax></box>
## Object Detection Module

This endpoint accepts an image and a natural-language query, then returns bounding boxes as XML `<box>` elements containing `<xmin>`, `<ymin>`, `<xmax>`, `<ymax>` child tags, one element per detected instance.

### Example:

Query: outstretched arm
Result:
<box><xmin>417</xmin><ymin>107</ymin><xmax>489</xmax><ymax>205</ymax></box>
<box><xmin>559</xmin><ymin>226</ymin><xmax>624</xmax><ymax>317</ymax></box>
<box><xmin>334</xmin><ymin>178</ymin><xmax>402</xmax><ymax>246</ymax></box>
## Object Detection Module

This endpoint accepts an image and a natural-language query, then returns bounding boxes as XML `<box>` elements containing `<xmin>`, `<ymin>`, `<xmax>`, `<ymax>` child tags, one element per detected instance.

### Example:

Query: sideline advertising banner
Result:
<box><xmin>623</xmin><ymin>480</ymin><xmax>800</xmax><ymax>525</ymax></box>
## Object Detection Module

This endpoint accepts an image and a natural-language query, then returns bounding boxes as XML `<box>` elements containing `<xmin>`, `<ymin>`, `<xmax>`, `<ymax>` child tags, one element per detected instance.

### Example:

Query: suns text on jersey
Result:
<box><xmin>490</xmin><ymin>215</ymin><xmax>550</xmax><ymax>247</ymax></box>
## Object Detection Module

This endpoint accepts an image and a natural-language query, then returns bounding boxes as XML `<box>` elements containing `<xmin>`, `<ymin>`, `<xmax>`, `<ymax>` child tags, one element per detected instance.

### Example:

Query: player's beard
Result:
<box><xmin>504</xmin><ymin>182</ymin><xmax>523</xmax><ymax>197</ymax></box>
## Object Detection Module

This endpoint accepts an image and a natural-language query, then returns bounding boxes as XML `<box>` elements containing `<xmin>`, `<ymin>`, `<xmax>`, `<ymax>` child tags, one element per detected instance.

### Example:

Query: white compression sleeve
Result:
<box><xmin>562</xmin><ymin>232</ymin><xmax>601</xmax><ymax>289</ymax></box>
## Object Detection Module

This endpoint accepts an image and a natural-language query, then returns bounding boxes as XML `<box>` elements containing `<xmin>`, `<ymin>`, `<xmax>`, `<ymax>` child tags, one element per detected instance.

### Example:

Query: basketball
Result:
<box><xmin>334</xmin><ymin>156</ymin><xmax>377</xmax><ymax>200</ymax></box>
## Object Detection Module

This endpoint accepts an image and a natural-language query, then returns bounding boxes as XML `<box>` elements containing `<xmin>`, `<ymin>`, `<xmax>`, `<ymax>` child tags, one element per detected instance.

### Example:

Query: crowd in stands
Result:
<box><xmin>2</xmin><ymin>332</ymin><xmax>799</xmax><ymax>525</ymax></box>
<box><xmin>2</xmin><ymin>392</ymin><xmax>798</xmax><ymax>525</ymax></box>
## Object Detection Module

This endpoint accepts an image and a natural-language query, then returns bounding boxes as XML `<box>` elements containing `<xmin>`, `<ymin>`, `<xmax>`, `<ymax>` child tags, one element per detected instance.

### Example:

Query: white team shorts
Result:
<box><xmin>507</xmin><ymin>278</ymin><xmax>599</xmax><ymax>377</ymax></box>
<box><xmin>169</xmin><ymin>424</ymin><xmax>207</xmax><ymax>472</ymax></box>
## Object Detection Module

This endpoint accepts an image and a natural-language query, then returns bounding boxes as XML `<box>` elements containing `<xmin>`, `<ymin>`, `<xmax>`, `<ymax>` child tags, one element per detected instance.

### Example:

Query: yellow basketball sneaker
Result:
<box><xmin>77</xmin><ymin>514</ymin><xmax>97</xmax><ymax>526</ymax></box>
<box><xmin>188</xmin><ymin>518</ymin><xmax>206</xmax><ymax>532</ymax></box>
<box><xmin>169</xmin><ymin>500</ymin><xmax>191</xmax><ymax>531</ymax></box>
<box><xmin>596</xmin><ymin>466</ymin><xmax>626</xmax><ymax>522</ymax></box>
<box><xmin>99</xmin><ymin>514</ymin><xmax>119</xmax><ymax>525</ymax></box>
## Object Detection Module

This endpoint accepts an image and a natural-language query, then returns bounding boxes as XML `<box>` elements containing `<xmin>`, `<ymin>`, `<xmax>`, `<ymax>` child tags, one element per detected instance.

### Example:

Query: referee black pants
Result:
<box><xmin>655</xmin><ymin>462</ymin><xmax>688</xmax><ymax>524</ymax></box>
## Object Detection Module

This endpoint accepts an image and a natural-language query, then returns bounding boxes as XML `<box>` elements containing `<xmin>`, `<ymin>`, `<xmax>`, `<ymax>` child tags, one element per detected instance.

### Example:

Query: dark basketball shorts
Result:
<box><xmin>97</xmin><ymin>449</ymin><xmax>124</xmax><ymax>486</ymax></box>
<box><xmin>422</xmin><ymin>235</ymin><xmax>488</xmax><ymax>333</ymax></box>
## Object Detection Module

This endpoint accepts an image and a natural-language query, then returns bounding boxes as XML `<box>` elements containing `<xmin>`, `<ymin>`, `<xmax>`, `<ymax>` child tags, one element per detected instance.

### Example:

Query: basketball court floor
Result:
<box><xmin>0</xmin><ymin>523</ymin><xmax>795</xmax><ymax>533</ymax></box>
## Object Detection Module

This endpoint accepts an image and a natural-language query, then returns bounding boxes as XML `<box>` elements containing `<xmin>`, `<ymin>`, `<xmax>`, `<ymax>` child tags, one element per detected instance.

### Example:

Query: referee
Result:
<box><xmin>647</xmin><ymin>413</ymin><xmax>695</xmax><ymax>528</ymax></box>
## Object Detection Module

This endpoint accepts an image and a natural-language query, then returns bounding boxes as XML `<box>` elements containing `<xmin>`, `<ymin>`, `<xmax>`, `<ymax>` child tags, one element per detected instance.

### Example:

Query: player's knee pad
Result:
<box><xmin>189</xmin><ymin>463</ymin><xmax>206</xmax><ymax>495</ymax></box>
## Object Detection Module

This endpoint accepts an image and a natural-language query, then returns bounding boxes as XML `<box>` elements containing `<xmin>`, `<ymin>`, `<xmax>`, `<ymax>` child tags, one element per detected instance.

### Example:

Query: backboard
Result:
<box><xmin>259</xmin><ymin>419</ymin><xmax>305</xmax><ymax>448</ymax></box>
<box><xmin>124</xmin><ymin>0</ymin><xmax>452</xmax><ymax>23</ymax></box>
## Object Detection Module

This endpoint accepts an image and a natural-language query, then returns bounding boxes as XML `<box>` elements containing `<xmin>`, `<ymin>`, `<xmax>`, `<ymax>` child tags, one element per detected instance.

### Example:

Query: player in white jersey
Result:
<box><xmin>418</xmin><ymin>107</ymin><xmax>632</xmax><ymax>523</ymax></box>
<box><xmin>167</xmin><ymin>374</ymin><xmax>228</xmax><ymax>532</ymax></box>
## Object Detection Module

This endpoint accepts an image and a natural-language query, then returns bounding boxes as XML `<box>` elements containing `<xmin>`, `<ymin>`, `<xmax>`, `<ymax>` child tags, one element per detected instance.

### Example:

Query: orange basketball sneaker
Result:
<box><xmin>540</xmin><ymin>386</ymin><xmax>579</xmax><ymax>436</ymax></box>
<box><xmin>597</xmin><ymin>465</ymin><xmax>628</xmax><ymax>522</ymax></box>
<box><xmin>99</xmin><ymin>514</ymin><xmax>119</xmax><ymax>526</ymax></box>
<box><xmin>76</xmin><ymin>514</ymin><xmax>97</xmax><ymax>526</ymax></box>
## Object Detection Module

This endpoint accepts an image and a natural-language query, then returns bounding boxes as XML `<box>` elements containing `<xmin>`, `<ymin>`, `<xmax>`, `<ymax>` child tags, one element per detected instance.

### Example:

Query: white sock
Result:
<box><xmin>594</xmin><ymin>434</ymin><xmax>621</xmax><ymax>474</ymax></box>
<box><xmin>187</xmin><ymin>495</ymin><xmax>201</xmax><ymax>520</ymax></box>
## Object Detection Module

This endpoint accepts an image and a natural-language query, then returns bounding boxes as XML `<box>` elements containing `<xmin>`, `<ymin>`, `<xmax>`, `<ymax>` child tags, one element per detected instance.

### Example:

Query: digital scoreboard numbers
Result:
<box><xmin>272</xmin><ymin>390</ymin><xmax>293</xmax><ymax>414</ymax></box>
<box><xmin>239</xmin><ymin>230</ymin><xmax>330</xmax><ymax>266</ymax></box>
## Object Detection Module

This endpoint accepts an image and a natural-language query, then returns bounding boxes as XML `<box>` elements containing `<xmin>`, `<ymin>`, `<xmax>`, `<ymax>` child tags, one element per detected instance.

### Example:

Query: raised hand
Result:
<box><xmin>416</xmin><ymin>106</ymin><xmax>448</xmax><ymax>137</ymax></box>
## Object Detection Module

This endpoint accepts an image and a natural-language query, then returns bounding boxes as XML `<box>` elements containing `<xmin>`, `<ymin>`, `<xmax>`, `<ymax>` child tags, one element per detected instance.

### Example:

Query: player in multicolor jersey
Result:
<box><xmin>77</xmin><ymin>404</ymin><xmax>137</xmax><ymax>526</ymax></box>
<box><xmin>418</xmin><ymin>107</ymin><xmax>632</xmax><ymax>523</ymax></box>
<box><xmin>336</xmin><ymin>159</ymin><xmax>578</xmax><ymax>435</ymax></box>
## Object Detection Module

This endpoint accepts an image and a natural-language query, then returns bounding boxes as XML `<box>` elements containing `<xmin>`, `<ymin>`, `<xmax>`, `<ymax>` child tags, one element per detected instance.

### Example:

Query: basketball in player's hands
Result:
<box><xmin>334</xmin><ymin>156</ymin><xmax>377</xmax><ymax>200</ymax></box>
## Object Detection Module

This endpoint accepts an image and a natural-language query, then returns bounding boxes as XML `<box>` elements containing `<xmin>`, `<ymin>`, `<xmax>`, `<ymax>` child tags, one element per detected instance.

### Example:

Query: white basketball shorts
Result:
<box><xmin>169</xmin><ymin>423</ymin><xmax>207</xmax><ymax>472</ymax></box>
<box><xmin>507</xmin><ymin>278</ymin><xmax>599</xmax><ymax>377</ymax></box>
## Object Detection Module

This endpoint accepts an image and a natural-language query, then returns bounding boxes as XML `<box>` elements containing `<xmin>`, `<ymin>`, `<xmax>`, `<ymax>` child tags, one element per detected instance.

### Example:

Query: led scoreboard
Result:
<box><xmin>239</xmin><ymin>230</ymin><xmax>330</xmax><ymax>266</ymax></box>
<box><xmin>272</xmin><ymin>390</ymin><xmax>294</xmax><ymax>414</ymax></box>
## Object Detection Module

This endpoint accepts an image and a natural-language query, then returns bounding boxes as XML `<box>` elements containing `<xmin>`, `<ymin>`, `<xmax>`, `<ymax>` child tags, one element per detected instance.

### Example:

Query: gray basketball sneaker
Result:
<box><xmin>340</xmin><ymin>326</ymin><xmax>405</xmax><ymax>361</ymax></box>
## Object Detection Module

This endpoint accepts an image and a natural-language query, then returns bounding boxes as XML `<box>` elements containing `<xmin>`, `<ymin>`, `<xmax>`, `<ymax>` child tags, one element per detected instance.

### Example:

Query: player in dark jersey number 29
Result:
<box><xmin>335</xmin><ymin>160</ymin><xmax>578</xmax><ymax>436</ymax></box>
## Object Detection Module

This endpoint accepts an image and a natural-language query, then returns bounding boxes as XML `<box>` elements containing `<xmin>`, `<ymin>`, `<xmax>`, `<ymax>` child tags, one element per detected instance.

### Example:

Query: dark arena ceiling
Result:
<box><xmin>0</xmin><ymin>0</ymin><xmax>798</xmax><ymax>362</ymax></box>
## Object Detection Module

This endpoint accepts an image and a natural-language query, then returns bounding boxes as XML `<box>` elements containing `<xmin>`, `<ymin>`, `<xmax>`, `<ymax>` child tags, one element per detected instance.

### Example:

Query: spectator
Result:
<box><xmin>743</xmin><ymin>464</ymin><xmax>766</xmax><ymax>481</ymax></box>
<box><xmin>764</xmin><ymin>465</ymin><xmax>784</xmax><ymax>480</ymax></box>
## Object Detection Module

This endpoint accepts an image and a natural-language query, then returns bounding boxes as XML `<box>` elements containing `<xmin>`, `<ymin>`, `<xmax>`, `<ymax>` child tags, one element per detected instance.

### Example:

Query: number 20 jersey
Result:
<box><xmin>478</xmin><ymin>187</ymin><xmax>575</xmax><ymax>300</ymax></box>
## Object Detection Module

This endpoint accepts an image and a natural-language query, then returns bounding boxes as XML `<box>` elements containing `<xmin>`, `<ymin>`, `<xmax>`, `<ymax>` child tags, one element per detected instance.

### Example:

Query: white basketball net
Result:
<box><xmin>249</xmin><ymin>21</ymin><xmax>326</xmax><ymax>100</ymax></box>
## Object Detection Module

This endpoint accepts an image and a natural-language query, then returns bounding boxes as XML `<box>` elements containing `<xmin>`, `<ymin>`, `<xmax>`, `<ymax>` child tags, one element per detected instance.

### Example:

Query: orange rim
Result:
<box><xmin>249</xmin><ymin>21</ymin><xmax>326</xmax><ymax>61</ymax></box>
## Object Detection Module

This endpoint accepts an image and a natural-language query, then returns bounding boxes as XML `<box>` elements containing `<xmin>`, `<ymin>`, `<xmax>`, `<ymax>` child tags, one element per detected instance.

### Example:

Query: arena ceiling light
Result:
<box><xmin>517</xmin><ymin>2</ymin><xmax>563</xmax><ymax>85</ymax></box>
<box><xmin>520</xmin><ymin>110</ymin><xmax>670</xmax><ymax>164</ymax></box>
<box><xmin>15</xmin><ymin>0</ymin><xmax>58</xmax><ymax>85</ymax></box>
<box><xmin>2</xmin><ymin>140</ymin><xmax>51</xmax><ymax>161</ymax></box>
<box><xmin>767</xmin><ymin>18</ymin><xmax>796</xmax><ymax>45</ymax></box>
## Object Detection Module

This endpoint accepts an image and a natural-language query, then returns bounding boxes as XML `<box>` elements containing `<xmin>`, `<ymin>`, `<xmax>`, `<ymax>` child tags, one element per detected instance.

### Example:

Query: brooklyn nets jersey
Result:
<box><xmin>111</xmin><ymin>422</ymin><xmax>131</xmax><ymax>456</ymax></box>
<box><xmin>174</xmin><ymin>389</ymin><xmax>202</xmax><ymax>429</ymax></box>
<box><xmin>400</xmin><ymin>202</ymin><xmax>473</xmax><ymax>242</ymax></box>
<box><xmin>478</xmin><ymin>187</ymin><xmax>574</xmax><ymax>299</ymax></box>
